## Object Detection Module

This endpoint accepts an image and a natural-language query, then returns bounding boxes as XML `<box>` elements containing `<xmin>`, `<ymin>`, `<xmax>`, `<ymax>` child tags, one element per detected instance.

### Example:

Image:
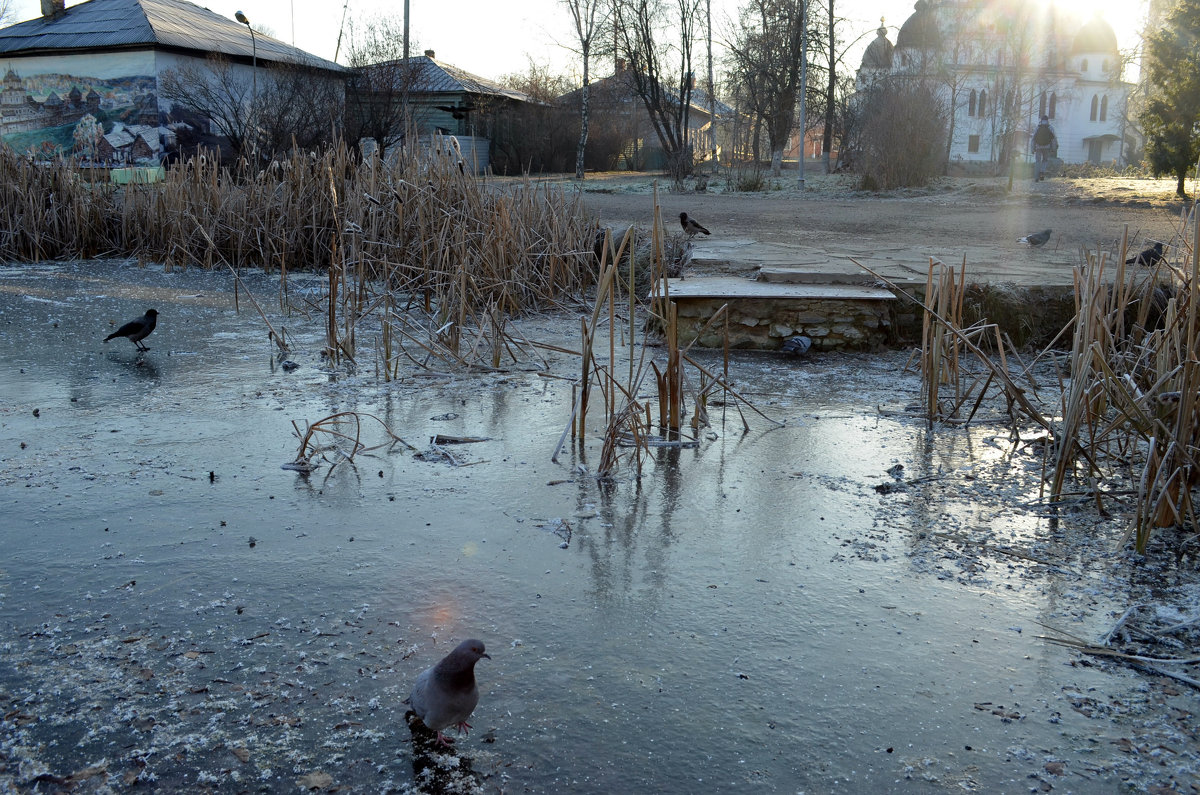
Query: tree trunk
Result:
<box><xmin>576</xmin><ymin>53</ymin><xmax>590</xmax><ymax>180</ymax></box>
<box><xmin>1178</xmin><ymin>170</ymin><xmax>1187</xmax><ymax>197</ymax></box>
<box><xmin>823</xmin><ymin>0</ymin><xmax>836</xmax><ymax>174</ymax></box>
<box><xmin>771</xmin><ymin>148</ymin><xmax>783</xmax><ymax>176</ymax></box>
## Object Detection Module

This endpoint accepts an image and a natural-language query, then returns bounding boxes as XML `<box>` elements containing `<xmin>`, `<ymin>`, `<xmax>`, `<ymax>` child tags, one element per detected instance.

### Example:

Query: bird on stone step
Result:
<box><xmin>405</xmin><ymin>639</ymin><xmax>490</xmax><ymax>746</ymax></box>
<box><xmin>1126</xmin><ymin>241</ymin><xmax>1164</xmax><ymax>267</ymax></box>
<box><xmin>103</xmin><ymin>309</ymin><xmax>158</xmax><ymax>351</ymax></box>
<box><xmin>1017</xmin><ymin>229</ymin><xmax>1051</xmax><ymax>247</ymax></box>
<box><xmin>680</xmin><ymin>212</ymin><xmax>711</xmax><ymax>237</ymax></box>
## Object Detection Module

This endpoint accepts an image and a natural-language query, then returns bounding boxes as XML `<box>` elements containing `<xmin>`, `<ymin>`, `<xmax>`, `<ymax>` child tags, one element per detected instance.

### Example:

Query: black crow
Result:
<box><xmin>104</xmin><ymin>309</ymin><xmax>158</xmax><ymax>351</ymax></box>
<box><xmin>1017</xmin><ymin>229</ymin><xmax>1052</xmax><ymax>247</ymax></box>
<box><xmin>1126</xmin><ymin>241</ymin><xmax>1164</xmax><ymax>267</ymax></box>
<box><xmin>680</xmin><ymin>212</ymin><xmax>710</xmax><ymax>237</ymax></box>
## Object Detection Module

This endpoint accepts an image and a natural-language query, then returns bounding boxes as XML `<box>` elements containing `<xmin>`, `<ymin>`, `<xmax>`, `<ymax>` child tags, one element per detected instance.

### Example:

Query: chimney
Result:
<box><xmin>424</xmin><ymin>49</ymin><xmax>436</xmax><ymax>60</ymax></box>
<box><xmin>41</xmin><ymin>0</ymin><xmax>65</xmax><ymax>17</ymax></box>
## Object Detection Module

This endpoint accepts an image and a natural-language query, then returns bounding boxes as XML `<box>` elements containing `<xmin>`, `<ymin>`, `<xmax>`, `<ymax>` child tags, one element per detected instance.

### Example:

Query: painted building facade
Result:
<box><xmin>0</xmin><ymin>0</ymin><xmax>342</xmax><ymax>164</ymax></box>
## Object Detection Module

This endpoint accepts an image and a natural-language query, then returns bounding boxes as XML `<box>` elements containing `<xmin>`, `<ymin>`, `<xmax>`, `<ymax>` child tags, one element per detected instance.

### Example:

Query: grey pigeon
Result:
<box><xmin>680</xmin><ymin>212</ymin><xmax>710</xmax><ymax>237</ymax></box>
<box><xmin>781</xmin><ymin>335</ymin><xmax>812</xmax><ymax>355</ymax></box>
<box><xmin>104</xmin><ymin>309</ymin><xmax>158</xmax><ymax>351</ymax></box>
<box><xmin>405</xmin><ymin>639</ymin><xmax>490</xmax><ymax>746</ymax></box>
<box><xmin>1126</xmin><ymin>241</ymin><xmax>1164</xmax><ymax>267</ymax></box>
<box><xmin>1017</xmin><ymin>229</ymin><xmax>1051</xmax><ymax>247</ymax></box>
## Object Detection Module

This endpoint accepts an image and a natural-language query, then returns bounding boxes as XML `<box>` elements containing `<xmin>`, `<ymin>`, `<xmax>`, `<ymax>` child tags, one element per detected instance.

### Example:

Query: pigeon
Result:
<box><xmin>103</xmin><ymin>309</ymin><xmax>158</xmax><ymax>351</ymax></box>
<box><xmin>405</xmin><ymin>639</ymin><xmax>490</xmax><ymax>746</ymax></box>
<box><xmin>1017</xmin><ymin>229</ymin><xmax>1051</xmax><ymax>247</ymax></box>
<box><xmin>781</xmin><ymin>335</ymin><xmax>812</xmax><ymax>355</ymax></box>
<box><xmin>680</xmin><ymin>212</ymin><xmax>710</xmax><ymax>237</ymax></box>
<box><xmin>1126</xmin><ymin>241</ymin><xmax>1164</xmax><ymax>267</ymax></box>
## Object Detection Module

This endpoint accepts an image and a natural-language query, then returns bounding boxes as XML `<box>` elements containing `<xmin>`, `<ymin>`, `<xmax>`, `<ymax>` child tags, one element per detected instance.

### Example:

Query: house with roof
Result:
<box><xmin>0</xmin><ymin>0</ymin><xmax>343</xmax><ymax>163</ymax></box>
<box><xmin>559</xmin><ymin>61</ymin><xmax>733</xmax><ymax>171</ymax></box>
<box><xmin>853</xmin><ymin>0</ymin><xmax>1138</xmax><ymax>169</ymax></box>
<box><xmin>349</xmin><ymin>49</ymin><xmax>538</xmax><ymax>174</ymax></box>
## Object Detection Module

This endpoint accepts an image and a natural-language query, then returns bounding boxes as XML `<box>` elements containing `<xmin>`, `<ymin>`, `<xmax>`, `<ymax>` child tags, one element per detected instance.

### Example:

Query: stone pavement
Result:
<box><xmin>690</xmin><ymin>235</ymin><xmax>1090</xmax><ymax>288</ymax></box>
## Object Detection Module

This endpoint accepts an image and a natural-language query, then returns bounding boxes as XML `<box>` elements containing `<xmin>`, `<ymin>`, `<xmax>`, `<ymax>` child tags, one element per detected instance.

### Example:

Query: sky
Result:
<box><xmin>7</xmin><ymin>0</ymin><xmax>1149</xmax><ymax>84</ymax></box>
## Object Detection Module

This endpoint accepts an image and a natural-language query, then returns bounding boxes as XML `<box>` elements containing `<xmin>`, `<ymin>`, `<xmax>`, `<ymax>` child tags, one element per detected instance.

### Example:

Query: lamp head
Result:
<box><xmin>235</xmin><ymin>10</ymin><xmax>249</xmax><ymax>25</ymax></box>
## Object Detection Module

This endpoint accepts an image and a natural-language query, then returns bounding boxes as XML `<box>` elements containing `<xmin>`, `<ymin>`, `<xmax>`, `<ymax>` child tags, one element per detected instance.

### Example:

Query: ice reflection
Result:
<box><xmin>0</xmin><ymin>260</ymin><xmax>1182</xmax><ymax>793</ymax></box>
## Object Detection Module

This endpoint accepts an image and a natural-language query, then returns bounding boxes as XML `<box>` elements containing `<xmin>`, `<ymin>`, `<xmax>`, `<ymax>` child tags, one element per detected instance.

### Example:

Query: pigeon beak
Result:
<box><xmin>482</xmin><ymin>652</ymin><xmax>491</xmax><ymax>660</ymax></box>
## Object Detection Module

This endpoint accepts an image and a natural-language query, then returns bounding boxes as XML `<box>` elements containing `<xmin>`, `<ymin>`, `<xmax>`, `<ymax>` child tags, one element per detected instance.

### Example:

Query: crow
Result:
<box><xmin>680</xmin><ymin>212</ymin><xmax>711</xmax><ymax>237</ymax></box>
<box><xmin>1126</xmin><ymin>241</ymin><xmax>1164</xmax><ymax>267</ymax></box>
<box><xmin>1017</xmin><ymin>229</ymin><xmax>1052</xmax><ymax>247</ymax></box>
<box><xmin>104</xmin><ymin>309</ymin><xmax>158</xmax><ymax>351</ymax></box>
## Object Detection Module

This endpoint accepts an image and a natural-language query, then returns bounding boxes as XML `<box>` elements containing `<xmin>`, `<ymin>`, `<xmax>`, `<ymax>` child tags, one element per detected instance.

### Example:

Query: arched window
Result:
<box><xmin>979</xmin><ymin>89</ymin><xmax>988</xmax><ymax>116</ymax></box>
<box><xmin>1082</xmin><ymin>58</ymin><xmax>1089</xmax><ymax>72</ymax></box>
<box><xmin>1100</xmin><ymin>95</ymin><xmax>1108</xmax><ymax>121</ymax></box>
<box><xmin>969</xmin><ymin>89</ymin><xmax>977</xmax><ymax>116</ymax></box>
<box><xmin>1090</xmin><ymin>94</ymin><xmax>1099</xmax><ymax>121</ymax></box>
<box><xmin>1102</xmin><ymin>59</ymin><xmax>1109</xmax><ymax>73</ymax></box>
<box><xmin>1039</xmin><ymin>92</ymin><xmax>1047</xmax><ymax>118</ymax></box>
<box><xmin>1049</xmin><ymin>92</ymin><xmax>1057</xmax><ymax>119</ymax></box>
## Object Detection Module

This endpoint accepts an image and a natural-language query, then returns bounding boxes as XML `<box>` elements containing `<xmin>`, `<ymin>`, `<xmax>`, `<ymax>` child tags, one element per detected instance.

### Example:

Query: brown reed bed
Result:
<box><xmin>895</xmin><ymin>207</ymin><xmax>1200</xmax><ymax>555</ymax></box>
<box><xmin>0</xmin><ymin>142</ymin><xmax>599</xmax><ymax>367</ymax></box>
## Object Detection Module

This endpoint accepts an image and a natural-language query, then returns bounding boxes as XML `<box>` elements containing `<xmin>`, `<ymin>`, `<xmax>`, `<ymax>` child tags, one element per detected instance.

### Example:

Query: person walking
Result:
<box><xmin>1032</xmin><ymin>115</ymin><xmax>1057</xmax><ymax>182</ymax></box>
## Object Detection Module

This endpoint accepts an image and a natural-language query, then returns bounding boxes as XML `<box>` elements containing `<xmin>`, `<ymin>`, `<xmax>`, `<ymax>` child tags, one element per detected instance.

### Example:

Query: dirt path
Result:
<box><xmin>564</xmin><ymin>172</ymin><xmax>1190</xmax><ymax>273</ymax></box>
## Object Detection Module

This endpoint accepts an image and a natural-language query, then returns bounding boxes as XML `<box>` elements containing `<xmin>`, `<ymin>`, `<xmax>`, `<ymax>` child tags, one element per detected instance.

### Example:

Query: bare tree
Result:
<box><xmin>563</xmin><ymin>0</ymin><xmax>611</xmax><ymax>179</ymax></box>
<box><xmin>726</xmin><ymin>0</ymin><xmax>809</xmax><ymax>176</ymax></box>
<box><xmin>160</xmin><ymin>56</ymin><xmax>255</xmax><ymax>155</ymax></box>
<box><xmin>256</xmin><ymin>60</ymin><xmax>345</xmax><ymax>157</ymax></box>
<box><xmin>613</xmin><ymin>0</ymin><xmax>704</xmax><ymax>180</ymax></box>
<box><xmin>343</xmin><ymin>15</ymin><xmax>420</xmax><ymax>154</ymax></box>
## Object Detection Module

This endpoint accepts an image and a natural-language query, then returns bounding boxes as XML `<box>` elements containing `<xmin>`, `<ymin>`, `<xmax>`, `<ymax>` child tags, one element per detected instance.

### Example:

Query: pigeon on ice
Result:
<box><xmin>405</xmin><ymin>639</ymin><xmax>490</xmax><ymax>746</ymax></box>
<box><xmin>1126</xmin><ymin>241</ymin><xmax>1164</xmax><ymax>267</ymax></box>
<box><xmin>679</xmin><ymin>212</ymin><xmax>711</xmax><ymax>237</ymax></box>
<box><xmin>1017</xmin><ymin>229</ymin><xmax>1051</xmax><ymax>247</ymax></box>
<box><xmin>103</xmin><ymin>309</ymin><xmax>158</xmax><ymax>351</ymax></box>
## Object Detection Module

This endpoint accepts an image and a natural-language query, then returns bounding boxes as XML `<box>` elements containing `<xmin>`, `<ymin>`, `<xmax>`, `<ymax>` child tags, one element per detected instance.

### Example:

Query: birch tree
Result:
<box><xmin>563</xmin><ymin>0</ymin><xmax>610</xmax><ymax>179</ymax></box>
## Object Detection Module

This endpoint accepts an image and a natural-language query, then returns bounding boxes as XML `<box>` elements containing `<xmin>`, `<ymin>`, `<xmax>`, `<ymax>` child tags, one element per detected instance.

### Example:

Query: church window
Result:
<box><xmin>1090</xmin><ymin>94</ymin><xmax>1098</xmax><ymax>121</ymax></box>
<box><xmin>1049</xmin><ymin>92</ymin><xmax>1057</xmax><ymax>118</ymax></box>
<box><xmin>1100</xmin><ymin>95</ymin><xmax>1108</xmax><ymax>121</ymax></box>
<box><xmin>968</xmin><ymin>135</ymin><xmax>980</xmax><ymax>153</ymax></box>
<box><xmin>1081</xmin><ymin>58</ymin><xmax>1089</xmax><ymax>72</ymax></box>
<box><xmin>979</xmin><ymin>89</ymin><xmax>987</xmax><ymax>116</ymax></box>
<box><xmin>969</xmin><ymin>89</ymin><xmax>976</xmax><ymax>116</ymax></box>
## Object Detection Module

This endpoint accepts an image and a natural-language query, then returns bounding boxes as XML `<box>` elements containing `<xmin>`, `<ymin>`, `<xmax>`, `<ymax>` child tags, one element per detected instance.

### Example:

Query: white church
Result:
<box><xmin>855</xmin><ymin>0</ymin><xmax>1137</xmax><ymax>168</ymax></box>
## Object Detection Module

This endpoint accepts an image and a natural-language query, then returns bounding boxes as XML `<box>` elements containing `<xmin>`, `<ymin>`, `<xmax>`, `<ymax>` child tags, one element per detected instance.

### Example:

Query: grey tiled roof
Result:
<box><xmin>401</xmin><ymin>56</ymin><xmax>532</xmax><ymax>101</ymax></box>
<box><xmin>0</xmin><ymin>0</ymin><xmax>342</xmax><ymax>71</ymax></box>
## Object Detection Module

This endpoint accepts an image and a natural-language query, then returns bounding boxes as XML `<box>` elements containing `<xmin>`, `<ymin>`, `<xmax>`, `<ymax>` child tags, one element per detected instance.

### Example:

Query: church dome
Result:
<box><xmin>861</xmin><ymin>26</ymin><xmax>894</xmax><ymax>69</ymax></box>
<box><xmin>896</xmin><ymin>1</ymin><xmax>941</xmax><ymax>50</ymax></box>
<box><xmin>1071</xmin><ymin>14</ymin><xmax>1118</xmax><ymax>55</ymax></box>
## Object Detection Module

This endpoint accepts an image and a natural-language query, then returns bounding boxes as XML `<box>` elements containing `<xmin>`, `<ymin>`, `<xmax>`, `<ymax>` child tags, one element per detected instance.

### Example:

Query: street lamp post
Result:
<box><xmin>235</xmin><ymin>10</ymin><xmax>256</xmax><ymax>155</ymax></box>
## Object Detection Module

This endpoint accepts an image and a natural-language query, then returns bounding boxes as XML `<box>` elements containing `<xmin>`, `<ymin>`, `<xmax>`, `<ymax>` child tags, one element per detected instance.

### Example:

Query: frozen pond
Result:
<box><xmin>1</xmin><ymin>260</ymin><xmax>1196</xmax><ymax>793</ymax></box>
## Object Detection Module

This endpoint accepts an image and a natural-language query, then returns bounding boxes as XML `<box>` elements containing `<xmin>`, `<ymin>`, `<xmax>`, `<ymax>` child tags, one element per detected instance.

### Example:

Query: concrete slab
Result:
<box><xmin>665</xmin><ymin>277</ymin><xmax>895</xmax><ymax>301</ymax></box>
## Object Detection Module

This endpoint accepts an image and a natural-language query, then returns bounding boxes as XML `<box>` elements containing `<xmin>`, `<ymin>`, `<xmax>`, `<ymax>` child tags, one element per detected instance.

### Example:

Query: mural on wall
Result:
<box><xmin>0</xmin><ymin>65</ymin><xmax>165</xmax><ymax>164</ymax></box>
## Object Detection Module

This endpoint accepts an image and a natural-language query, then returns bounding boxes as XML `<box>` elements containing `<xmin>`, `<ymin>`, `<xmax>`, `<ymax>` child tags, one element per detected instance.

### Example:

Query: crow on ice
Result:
<box><xmin>104</xmin><ymin>309</ymin><xmax>158</xmax><ymax>351</ymax></box>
